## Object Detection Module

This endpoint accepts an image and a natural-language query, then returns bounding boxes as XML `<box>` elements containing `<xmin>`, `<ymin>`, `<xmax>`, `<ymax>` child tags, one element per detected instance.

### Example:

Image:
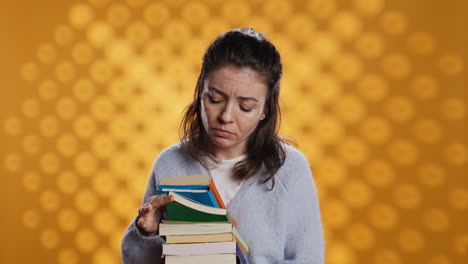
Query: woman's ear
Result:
<box><xmin>260</xmin><ymin>105</ymin><xmax>268</xmax><ymax>120</ymax></box>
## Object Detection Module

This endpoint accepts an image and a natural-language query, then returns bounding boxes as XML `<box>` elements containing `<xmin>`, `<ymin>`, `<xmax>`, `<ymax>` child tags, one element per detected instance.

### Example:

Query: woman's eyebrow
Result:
<box><xmin>238</xmin><ymin>96</ymin><xmax>258</xmax><ymax>102</ymax></box>
<box><xmin>208</xmin><ymin>87</ymin><xmax>226</xmax><ymax>96</ymax></box>
<box><xmin>208</xmin><ymin>87</ymin><xmax>258</xmax><ymax>102</ymax></box>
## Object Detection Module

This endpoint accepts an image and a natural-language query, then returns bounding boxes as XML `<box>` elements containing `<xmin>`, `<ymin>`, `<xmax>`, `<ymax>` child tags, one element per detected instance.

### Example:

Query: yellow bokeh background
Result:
<box><xmin>1</xmin><ymin>0</ymin><xmax>466</xmax><ymax>263</ymax></box>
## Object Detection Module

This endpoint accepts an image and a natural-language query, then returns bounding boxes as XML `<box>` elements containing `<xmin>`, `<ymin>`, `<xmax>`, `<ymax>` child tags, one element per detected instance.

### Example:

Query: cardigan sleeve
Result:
<box><xmin>120</xmin><ymin>160</ymin><xmax>166</xmax><ymax>264</ymax></box>
<box><xmin>280</xmin><ymin>153</ymin><xmax>325</xmax><ymax>264</ymax></box>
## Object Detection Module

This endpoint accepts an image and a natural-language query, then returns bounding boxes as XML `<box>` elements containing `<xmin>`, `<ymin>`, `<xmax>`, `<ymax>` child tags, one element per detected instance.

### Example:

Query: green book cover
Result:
<box><xmin>166</xmin><ymin>191</ymin><xmax>230</xmax><ymax>222</ymax></box>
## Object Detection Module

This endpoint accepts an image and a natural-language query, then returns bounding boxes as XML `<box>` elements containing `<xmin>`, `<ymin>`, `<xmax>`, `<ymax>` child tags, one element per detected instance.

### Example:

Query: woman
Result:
<box><xmin>121</xmin><ymin>28</ymin><xmax>324</xmax><ymax>264</ymax></box>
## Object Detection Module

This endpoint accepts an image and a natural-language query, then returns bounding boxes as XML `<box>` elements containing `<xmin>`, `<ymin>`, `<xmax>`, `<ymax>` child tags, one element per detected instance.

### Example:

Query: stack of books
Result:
<box><xmin>157</xmin><ymin>174</ymin><xmax>248</xmax><ymax>264</ymax></box>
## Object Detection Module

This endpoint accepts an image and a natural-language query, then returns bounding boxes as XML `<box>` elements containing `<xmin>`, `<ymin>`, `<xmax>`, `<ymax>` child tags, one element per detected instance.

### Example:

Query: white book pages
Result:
<box><xmin>159</xmin><ymin>223</ymin><xmax>232</xmax><ymax>236</ymax></box>
<box><xmin>169</xmin><ymin>191</ymin><xmax>227</xmax><ymax>215</ymax></box>
<box><xmin>165</xmin><ymin>254</ymin><xmax>236</xmax><ymax>264</ymax></box>
<box><xmin>163</xmin><ymin>241</ymin><xmax>236</xmax><ymax>256</ymax></box>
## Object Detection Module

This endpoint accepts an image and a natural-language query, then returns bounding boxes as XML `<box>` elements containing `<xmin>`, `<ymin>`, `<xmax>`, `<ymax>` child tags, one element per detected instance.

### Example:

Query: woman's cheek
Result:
<box><xmin>239</xmin><ymin>110</ymin><xmax>260</xmax><ymax>123</ymax></box>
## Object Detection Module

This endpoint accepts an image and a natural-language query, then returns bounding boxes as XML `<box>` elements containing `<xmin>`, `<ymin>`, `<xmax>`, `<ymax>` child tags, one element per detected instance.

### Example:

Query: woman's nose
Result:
<box><xmin>218</xmin><ymin>103</ymin><xmax>234</xmax><ymax>124</ymax></box>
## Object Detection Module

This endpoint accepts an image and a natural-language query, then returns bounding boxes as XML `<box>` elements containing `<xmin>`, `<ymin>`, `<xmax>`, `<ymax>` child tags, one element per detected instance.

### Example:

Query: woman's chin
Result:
<box><xmin>210</xmin><ymin>136</ymin><xmax>234</xmax><ymax>148</ymax></box>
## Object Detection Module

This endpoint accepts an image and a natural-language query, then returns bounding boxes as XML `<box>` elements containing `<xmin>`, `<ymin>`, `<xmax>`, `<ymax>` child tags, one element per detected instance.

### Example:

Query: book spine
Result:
<box><xmin>165</xmin><ymin>233</ymin><xmax>234</xmax><ymax>244</ymax></box>
<box><xmin>206</xmin><ymin>189</ymin><xmax>219</xmax><ymax>208</ymax></box>
<box><xmin>208</xmin><ymin>181</ymin><xmax>225</xmax><ymax>208</ymax></box>
<box><xmin>209</xmin><ymin>181</ymin><xmax>238</xmax><ymax>226</ymax></box>
<box><xmin>159</xmin><ymin>185</ymin><xmax>208</xmax><ymax>190</ymax></box>
<box><xmin>163</xmin><ymin>241</ymin><xmax>236</xmax><ymax>256</ymax></box>
<box><xmin>159</xmin><ymin>223</ymin><xmax>233</xmax><ymax>236</ymax></box>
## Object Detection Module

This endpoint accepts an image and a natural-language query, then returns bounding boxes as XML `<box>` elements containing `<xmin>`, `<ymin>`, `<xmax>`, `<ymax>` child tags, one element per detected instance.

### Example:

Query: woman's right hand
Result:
<box><xmin>137</xmin><ymin>194</ymin><xmax>174</xmax><ymax>235</ymax></box>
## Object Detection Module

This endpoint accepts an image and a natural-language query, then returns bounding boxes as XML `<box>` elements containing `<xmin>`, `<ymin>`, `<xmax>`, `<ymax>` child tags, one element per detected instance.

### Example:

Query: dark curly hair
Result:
<box><xmin>179</xmin><ymin>28</ymin><xmax>289</xmax><ymax>189</ymax></box>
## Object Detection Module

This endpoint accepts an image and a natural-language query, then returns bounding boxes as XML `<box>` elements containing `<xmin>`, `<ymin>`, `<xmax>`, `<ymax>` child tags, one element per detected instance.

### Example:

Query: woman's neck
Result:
<box><xmin>210</xmin><ymin>144</ymin><xmax>247</xmax><ymax>160</ymax></box>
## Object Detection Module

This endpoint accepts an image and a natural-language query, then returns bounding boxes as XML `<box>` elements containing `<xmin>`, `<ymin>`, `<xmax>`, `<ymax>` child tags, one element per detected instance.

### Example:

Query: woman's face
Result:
<box><xmin>200</xmin><ymin>65</ymin><xmax>268</xmax><ymax>160</ymax></box>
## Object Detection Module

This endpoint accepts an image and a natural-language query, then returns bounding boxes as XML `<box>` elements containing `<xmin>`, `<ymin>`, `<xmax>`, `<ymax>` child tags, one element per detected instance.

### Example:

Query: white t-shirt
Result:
<box><xmin>205</xmin><ymin>155</ymin><xmax>246</xmax><ymax>206</ymax></box>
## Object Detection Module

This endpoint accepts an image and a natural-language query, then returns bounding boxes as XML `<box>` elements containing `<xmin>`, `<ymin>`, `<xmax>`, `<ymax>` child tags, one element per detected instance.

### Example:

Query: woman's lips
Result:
<box><xmin>212</xmin><ymin>128</ymin><xmax>234</xmax><ymax>138</ymax></box>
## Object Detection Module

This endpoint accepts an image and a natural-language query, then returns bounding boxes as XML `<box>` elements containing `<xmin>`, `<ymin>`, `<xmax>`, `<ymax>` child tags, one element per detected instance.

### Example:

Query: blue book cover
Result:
<box><xmin>158</xmin><ymin>185</ymin><xmax>208</xmax><ymax>191</ymax></box>
<box><xmin>157</xmin><ymin>185</ymin><xmax>219</xmax><ymax>208</ymax></box>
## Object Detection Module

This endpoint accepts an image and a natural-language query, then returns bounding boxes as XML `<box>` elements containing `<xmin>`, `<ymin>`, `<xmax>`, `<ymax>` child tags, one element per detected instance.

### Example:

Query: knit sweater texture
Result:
<box><xmin>121</xmin><ymin>143</ymin><xmax>325</xmax><ymax>264</ymax></box>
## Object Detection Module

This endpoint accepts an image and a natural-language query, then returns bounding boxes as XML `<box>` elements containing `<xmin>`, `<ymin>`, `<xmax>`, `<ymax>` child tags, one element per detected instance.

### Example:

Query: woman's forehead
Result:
<box><xmin>204</xmin><ymin>65</ymin><xmax>268</xmax><ymax>95</ymax></box>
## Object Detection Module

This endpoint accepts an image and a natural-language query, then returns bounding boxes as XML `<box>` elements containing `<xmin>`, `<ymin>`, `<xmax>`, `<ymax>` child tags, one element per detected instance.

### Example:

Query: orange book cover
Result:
<box><xmin>209</xmin><ymin>180</ymin><xmax>237</xmax><ymax>226</ymax></box>
<box><xmin>208</xmin><ymin>181</ymin><xmax>226</xmax><ymax>209</ymax></box>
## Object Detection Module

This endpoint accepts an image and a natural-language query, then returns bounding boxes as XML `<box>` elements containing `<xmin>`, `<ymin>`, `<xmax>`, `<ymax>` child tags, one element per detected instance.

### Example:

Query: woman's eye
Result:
<box><xmin>240</xmin><ymin>105</ymin><xmax>252</xmax><ymax>112</ymax></box>
<box><xmin>208</xmin><ymin>95</ymin><xmax>222</xmax><ymax>104</ymax></box>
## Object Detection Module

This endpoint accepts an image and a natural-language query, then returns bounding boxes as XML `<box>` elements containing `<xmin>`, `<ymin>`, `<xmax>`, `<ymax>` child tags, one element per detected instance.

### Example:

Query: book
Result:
<box><xmin>157</xmin><ymin>174</ymin><xmax>248</xmax><ymax>264</ymax></box>
<box><xmin>161</xmin><ymin>220</ymin><xmax>206</xmax><ymax>224</ymax></box>
<box><xmin>165</xmin><ymin>254</ymin><xmax>236</xmax><ymax>264</ymax></box>
<box><xmin>159</xmin><ymin>185</ymin><xmax>208</xmax><ymax>193</ymax></box>
<box><xmin>162</xmin><ymin>241</ymin><xmax>236</xmax><ymax>256</ymax></box>
<box><xmin>233</xmin><ymin>227</ymin><xmax>250</xmax><ymax>253</ymax></box>
<box><xmin>209</xmin><ymin>180</ymin><xmax>226</xmax><ymax>209</ymax></box>
<box><xmin>159</xmin><ymin>222</ymin><xmax>233</xmax><ymax>236</ymax></box>
<box><xmin>158</xmin><ymin>174</ymin><xmax>222</xmax><ymax>209</ymax></box>
<box><xmin>165</xmin><ymin>191</ymin><xmax>230</xmax><ymax>222</ymax></box>
<box><xmin>165</xmin><ymin>233</ymin><xmax>234</xmax><ymax>244</ymax></box>
<box><xmin>158</xmin><ymin>185</ymin><xmax>219</xmax><ymax>208</ymax></box>
<box><xmin>159</xmin><ymin>174</ymin><xmax>210</xmax><ymax>185</ymax></box>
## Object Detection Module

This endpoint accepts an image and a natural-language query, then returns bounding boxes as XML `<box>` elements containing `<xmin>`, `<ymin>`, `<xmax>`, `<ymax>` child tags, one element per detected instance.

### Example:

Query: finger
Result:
<box><xmin>137</xmin><ymin>217</ymin><xmax>146</xmax><ymax>229</ymax></box>
<box><xmin>148</xmin><ymin>194</ymin><xmax>174</xmax><ymax>203</ymax></box>
<box><xmin>138</xmin><ymin>204</ymin><xmax>151</xmax><ymax>217</ymax></box>
<box><xmin>149</xmin><ymin>194</ymin><xmax>174</xmax><ymax>208</ymax></box>
<box><xmin>138</xmin><ymin>202</ymin><xmax>160</xmax><ymax>218</ymax></box>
